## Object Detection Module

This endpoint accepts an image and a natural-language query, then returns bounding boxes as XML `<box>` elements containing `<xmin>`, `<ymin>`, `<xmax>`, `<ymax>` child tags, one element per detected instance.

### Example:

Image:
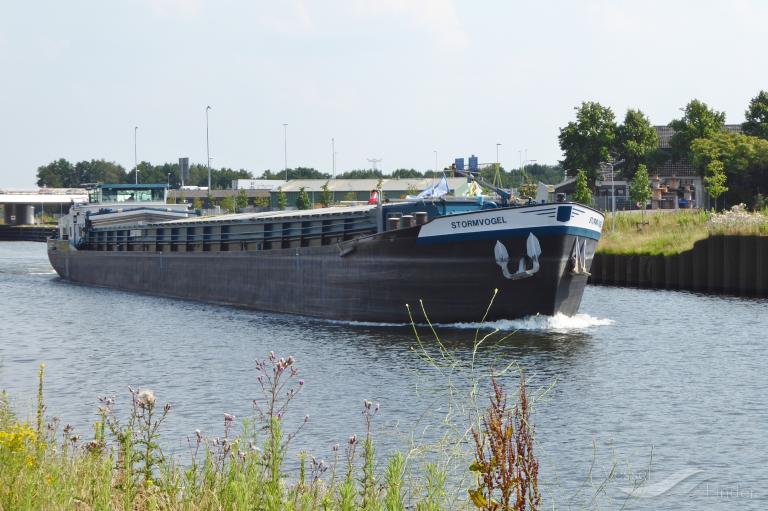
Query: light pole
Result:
<box><xmin>332</xmin><ymin>137</ymin><xmax>336</xmax><ymax>178</ymax></box>
<box><xmin>283</xmin><ymin>123</ymin><xmax>288</xmax><ymax>181</ymax></box>
<box><xmin>606</xmin><ymin>159</ymin><xmax>625</xmax><ymax>232</ymax></box>
<box><xmin>205</xmin><ymin>106</ymin><xmax>212</xmax><ymax>190</ymax></box>
<box><xmin>496</xmin><ymin>143</ymin><xmax>501</xmax><ymax>165</ymax></box>
<box><xmin>167</xmin><ymin>172</ymin><xmax>171</xmax><ymax>188</ymax></box>
<box><xmin>134</xmin><ymin>126</ymin><xmax>138</xmax><ymax>184</ymax></box>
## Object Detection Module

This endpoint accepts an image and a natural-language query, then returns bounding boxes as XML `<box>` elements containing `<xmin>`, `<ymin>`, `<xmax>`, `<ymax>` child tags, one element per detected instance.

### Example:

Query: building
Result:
<box><xmin>558</xmin><ymin>124</ymin><xmax>743</xmax><ymax>211</ymax></box>
<box><xmin>268</xmin><ymin>177</ymin><xmax>469</xmax><ymax>209</ymax></box>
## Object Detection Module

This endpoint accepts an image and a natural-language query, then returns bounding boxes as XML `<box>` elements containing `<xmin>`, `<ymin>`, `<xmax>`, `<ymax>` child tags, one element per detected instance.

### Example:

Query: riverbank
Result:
<box><xmin>590</xmin><ymin>207</ymin><xmax>768</xmax><ymax>296</ymax></box>
<box><xmin>596</xmin><ymin>207</ymin><xmax>768</xmax><ymax>256</ymax></box>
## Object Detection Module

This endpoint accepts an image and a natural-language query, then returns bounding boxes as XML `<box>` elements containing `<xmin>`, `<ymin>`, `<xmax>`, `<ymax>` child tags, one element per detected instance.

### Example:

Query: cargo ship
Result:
<box><xmin>47</xmin><ymin>180</ymin><xmax>604</xmax><ymax>323</ymax></box>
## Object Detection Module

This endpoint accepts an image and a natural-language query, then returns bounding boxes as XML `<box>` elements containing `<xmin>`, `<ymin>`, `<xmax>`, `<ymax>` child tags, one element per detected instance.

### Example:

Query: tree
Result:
<box><xmin>75</xmin><ymin>159</ymin><xmax>126</xmax><ymax>184</ymax></box>
<box><xmin>558</xmin><ymin>102</ymin><xmax>617</xmax><ymax>185</ymax></box>
<box><xmin>390</xmin><ymin>168</ymin><xmax>423</xmax><ymax>179</ymax></box>
<box><xmin>36</xmin><ymin>159</ymin><xmax>77</xmax><ymax>187</ymax></box>
<box><xmin>743</xmin><ymin>90</ymin><xmax>768</xmax><ymax>140</ymax></box>
<box><xmin>690</xmin><ymin>131</ymin><xmax>768</xmax><ymax>207</ymax></box>
<box><xmin>276</xmin><ymin>187</ymin><xmax>288</xmax><ymax>210</ymax></box>
<box><xmin>336</xmin><ymin>169</ymin><xmax>383</xmax><ymax>179</ymax></box>
<box><xmin>572</xmin><ymin>170</ymin><xmax>593</xmax><ymax>205</ymax></box>
<box><xmin>219</xmin><ymin>196</ymin><xmax>235</xmax><ymax>213</ymax></box>
<box><xmin>668</xmin><ymin>99</ymin><xmax>726</xmax><ymax>161</ymax></box>
<box><xmin>236</xmin><ymin>189</ymin><xmax>249</xmax><ymax>210</ymax></box>
<box><xmin>615</xmin><ymin>109</ymin><xmax>658</xmax><ymax>177</ymax></box>
<box><xmin>212</xmin><ymin>167</ymin><xmax>253</xmax><ymax>189</ymax></box>
<box><xmin>260</xmin><ymin>167</ymin><xmax>329</xmax><ymax>180</ymax></box>
<box><xmin>629</xmin><ymin>164</ymin><xmax>651</xmax><ymax>210</ymax></box>
<box><xmin>704</xmin><ymin>160</ymin><xmax>728</xmax><ymax>209</ymax></box>
<box><xmin>295</xmin><ymin>187</ymin><xmax>311</xmax><ymax>210</ymax></box>
<box><xmin>522</xmin><ymin>163</ymin><xmax>565</xmax><ymax>185</ymax></box>
<box><xmin>254</xmin><ymin>196</ymin><xmax>270</xmax><ymax>209</ymax></box>
<box><xmin>319</xmin><ymin>181</ymin><xmax>333</xmax><ymax>207</ymax></box>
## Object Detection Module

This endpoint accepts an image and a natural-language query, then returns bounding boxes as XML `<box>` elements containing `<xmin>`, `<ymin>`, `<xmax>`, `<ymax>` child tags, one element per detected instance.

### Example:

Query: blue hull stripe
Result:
<box><xmin>416</xmin><ymin>225</ymin><xmax>601</xmax><ymax>245</ymax></box>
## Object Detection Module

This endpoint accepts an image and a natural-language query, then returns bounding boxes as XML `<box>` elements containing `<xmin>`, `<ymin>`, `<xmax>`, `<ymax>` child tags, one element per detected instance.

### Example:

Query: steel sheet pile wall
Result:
<box><xmin>0</xmin><ymin>226</ymin><xmax>56</xmax><ymax>242</ymax></box>
<box><xmin>590</xmin><ymin>235</ymin><xmax>768</xmax><ymax>296</ymax></box>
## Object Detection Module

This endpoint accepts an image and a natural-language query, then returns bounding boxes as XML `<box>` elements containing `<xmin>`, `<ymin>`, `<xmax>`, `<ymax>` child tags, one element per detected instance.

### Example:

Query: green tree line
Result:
<box><xmin>558</xmin><ymin>91</ymin><xmax>768</xmax><ymax>209</ymax></box>
<box><xmin>38</xmin><ymin>161</ymin><xmax>568</xmax><ymax>190</ymax></box>
<box><xmin>36</xmin><ymin>159</ymin><xmax>254</xmax><ymax>189</ymax></box>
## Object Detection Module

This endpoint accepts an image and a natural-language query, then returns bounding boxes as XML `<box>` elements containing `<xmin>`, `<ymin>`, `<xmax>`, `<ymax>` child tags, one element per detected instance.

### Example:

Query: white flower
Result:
<box><xmin>137</xmin><ymin>389</ymin><xmax>156</xmax><ymax>408</ymax></box>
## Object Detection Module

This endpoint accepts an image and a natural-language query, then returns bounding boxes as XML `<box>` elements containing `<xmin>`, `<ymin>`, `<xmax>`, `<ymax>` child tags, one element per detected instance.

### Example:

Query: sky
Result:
<box><xmin>1</xmin><ymin>0</ymin><xmax>767</xmax><ymax>188</ymax></box>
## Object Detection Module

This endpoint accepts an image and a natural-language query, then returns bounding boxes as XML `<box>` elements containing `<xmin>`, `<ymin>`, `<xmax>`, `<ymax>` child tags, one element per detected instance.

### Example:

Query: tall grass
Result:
<box><xmin>597</xmin><ymin>207</ymin><xmax>768</xmax><ymax>255</ymax></box>
<box><xmin>0</xmin><ymin>343</ymin><xmax>542</xmax><ymax>511</ymax></box>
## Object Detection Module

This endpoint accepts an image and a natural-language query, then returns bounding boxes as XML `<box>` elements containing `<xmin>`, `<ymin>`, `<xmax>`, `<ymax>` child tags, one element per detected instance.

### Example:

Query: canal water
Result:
<box><xmin>0</xmin><ymin>241</ymin><xmax>766</xmax><ymax>510</ymax></box>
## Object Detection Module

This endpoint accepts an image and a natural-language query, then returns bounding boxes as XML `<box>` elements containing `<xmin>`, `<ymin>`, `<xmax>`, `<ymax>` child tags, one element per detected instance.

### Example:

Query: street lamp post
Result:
<box><xmin>496</xmin><ymin>143</ymin><xmax>501</xmax><ymax>165</ymax></box>
<box><xmin>167</xmin><ymin>172</ymin><xmax>171</xmax><ymax>188</ymax></box>
<box><xmin>205</xmin><ymin>106</ymin><xmax>212</xmax><ymax>191</ymax></box>
<box><xmin>606</xmin><ymin>159</ymin><xmax>625</xmax><ymax>232</ymax></box>
<box><xmin>134</xmin><ymin>126</ymin><xmax>138</xmax><ymax>184</ymax></box>
<box><xmin>332</xmin><ymin>137</ymin><xmax>335</xmax><ymax>178</ymax></box>
<box><xmin>283</xmin><ymin>123</ymin><xmax>288</xmax><ymax>181</ymax></box>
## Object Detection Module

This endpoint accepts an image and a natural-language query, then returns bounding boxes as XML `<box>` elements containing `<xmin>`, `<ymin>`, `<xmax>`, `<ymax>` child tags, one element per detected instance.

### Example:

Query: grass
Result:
<box><xmin>596</xmin><ymin>207</ymin><xmax>768</xmax><ymax>256</ymax></box>
<box><xmin>0</xmin><ymin>342</ymin><xmax>543</xmax><ymax>511</ymax></box>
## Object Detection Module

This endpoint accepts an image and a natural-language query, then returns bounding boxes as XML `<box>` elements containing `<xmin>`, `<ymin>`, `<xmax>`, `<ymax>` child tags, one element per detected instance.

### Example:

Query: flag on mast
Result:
<box><xmin>416</xmin><ymin>175</ymin><xmax>450</xmax><ymax>199</ymax></box>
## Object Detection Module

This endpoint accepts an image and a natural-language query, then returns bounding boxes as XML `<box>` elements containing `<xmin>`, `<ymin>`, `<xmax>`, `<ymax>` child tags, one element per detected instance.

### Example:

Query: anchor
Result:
<box><xmin>494</xmin><ymin>232</ymin><xmax>541</xmax><ymax>280</ymax></box>
<box><xmin>569</xmin><ymin>237</ymin><xmax>591</xmax><ymax>276</ymax></box>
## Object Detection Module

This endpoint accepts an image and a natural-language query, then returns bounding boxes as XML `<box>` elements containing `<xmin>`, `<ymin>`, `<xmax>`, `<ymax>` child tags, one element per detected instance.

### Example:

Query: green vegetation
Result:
<box><xmin>36</xmin><ymin>159</ymin><xmax>252</xmax><ymax>189</ymax></box>
<box><xmin>276</xmin><ymin>187</ymin><xmax>288</xmax><ymax>210</ymax></box>
<box><xmin>597</xmin><ymin>207</ymin><xmax>768</xmax><ymax>255</ymax></box>
<box><xmin>236</xmin><ymin>189</ymin><xmax>249</xmax><ymax>210</ymax></box>
<box><xmin>319</xmin><ymin>181</ymin><xmax>333</xmax><ymax>207</ymax></box>
<box><xmin>558</xmin><ymin>101</ymin><xmax>617</xmax><ymax>185</ymax></box>
<box><xmin>295</xmin><ymin>187</ymin><xmax>312</xmax><ymax>210</ymax></box>
<box><xmin>558</xmin><ymin>92</ymin><xmax>768</xmax><ymax>210</ymax></box>
<box><xmin>572</xmin><ymin>170</ymin><xmax>592</xmax><ymax>206</ymax></box>
<box><xmin>668</xmin><ymin>99</ymin><xmax>726</xmax><ymax>161</ymax></box>
<box><xmin>628</xmin><ymin>164</ymin><xmax>651</xmax><ymax>210</ymax></box>
<box><xmin>1</xmin><ymin>333</ymin><xmax>544</xmax><ymax>511</ymax></box>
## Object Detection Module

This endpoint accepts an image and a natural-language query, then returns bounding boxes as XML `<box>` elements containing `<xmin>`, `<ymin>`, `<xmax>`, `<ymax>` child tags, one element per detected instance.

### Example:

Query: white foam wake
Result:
<box><xmin>444</xmin><ymin>313</ymin><xmax>614</xmax><ymax>332</ymax></box>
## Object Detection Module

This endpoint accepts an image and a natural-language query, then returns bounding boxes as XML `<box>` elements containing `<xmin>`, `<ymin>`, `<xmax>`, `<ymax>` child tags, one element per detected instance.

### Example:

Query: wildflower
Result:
<box><xmin>348</xmin><ymin>434</ymin><xmax>357</xmax><ymax>445</ymax></box>
<box><xmin>137</xmin><ymin>389</ymin><xmax>156</xmax><ymax>408</ymax></box>
<box><xmin>195</xmin><ymin>429</ymin><xmax>202</xmax><ymax>442</ymax></box>
<box><xmin>299</xmin><ymin>379</ymin><xmax>304</xmax><ymax>386</ymax></box>
<box><xmin>332</xmin><ymin>443</ymin><xmax>340</xmax><ymax>452</ymax></box>
<box><xmin>304</xmin><ymin>414</ymin><xmax>309</xmax><ymax>423</ymax></box>
<box><xmin>224</xmin><ymin>413</ymin><xmax>235</xmax><ymax>423</ymax></box>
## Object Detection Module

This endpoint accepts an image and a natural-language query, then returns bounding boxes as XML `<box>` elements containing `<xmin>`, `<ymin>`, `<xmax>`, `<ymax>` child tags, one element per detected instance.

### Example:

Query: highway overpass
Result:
<box><xmin>0</xmin><ymin>188</ymin><xmax>87</xmax><ymax>225</ymax></box>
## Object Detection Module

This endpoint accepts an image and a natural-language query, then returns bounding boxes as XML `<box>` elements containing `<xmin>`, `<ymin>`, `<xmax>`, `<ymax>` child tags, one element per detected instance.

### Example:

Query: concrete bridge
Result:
<box><xmin>0</xmin><ymin>188</ymin><xmax>87</xmax><ymax>225</ymax></box>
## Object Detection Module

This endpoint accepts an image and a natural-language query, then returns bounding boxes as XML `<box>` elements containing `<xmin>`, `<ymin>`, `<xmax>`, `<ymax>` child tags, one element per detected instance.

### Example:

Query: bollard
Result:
<box><xmin>414</xmin><ymin>211</ymin><xmax>428</xmax><ymax>225</ymax></box>
<box><xmin>401</xmin><ymin>215</ymin><xmax>414</xmax><ymax>228</ymax></box>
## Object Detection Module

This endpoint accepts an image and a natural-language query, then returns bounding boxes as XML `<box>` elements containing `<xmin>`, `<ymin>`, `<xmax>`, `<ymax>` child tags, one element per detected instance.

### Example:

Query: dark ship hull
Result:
<box><xmin>47</xmin><ymin>216</ymin><xmax>599</xmax><ymax>323</ymax></box>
